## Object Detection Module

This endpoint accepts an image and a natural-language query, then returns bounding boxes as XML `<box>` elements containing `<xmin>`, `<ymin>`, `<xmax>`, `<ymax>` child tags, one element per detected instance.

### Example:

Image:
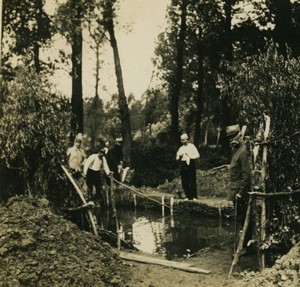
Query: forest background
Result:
<box><xmin>0</xmin><ymin>0</ymin><xmax>299</xmax><ymax>214</ymax></box>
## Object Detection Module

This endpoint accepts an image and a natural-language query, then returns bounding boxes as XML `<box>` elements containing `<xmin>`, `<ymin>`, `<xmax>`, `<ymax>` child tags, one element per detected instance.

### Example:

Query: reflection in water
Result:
<box><xmin>96</xmin><ymin>208</ymin><xmax>234</xmax><ymax>260</ymax></box>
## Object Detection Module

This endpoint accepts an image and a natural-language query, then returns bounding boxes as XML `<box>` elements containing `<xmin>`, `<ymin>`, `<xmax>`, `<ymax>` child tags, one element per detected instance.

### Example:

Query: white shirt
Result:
<box><xmin>67</xmin><ymin>146</ymin><xmax>86</xmax><ymax>172</ymax></box>
<box><xmin>83</xmin><ymin>154</ymin><xmax>110</xmax><ymax>176</ymax></box>
<box><xmin>176</xmin><ymin>143</ymin><xmax>200</xmax><ymax>165</ymax></box>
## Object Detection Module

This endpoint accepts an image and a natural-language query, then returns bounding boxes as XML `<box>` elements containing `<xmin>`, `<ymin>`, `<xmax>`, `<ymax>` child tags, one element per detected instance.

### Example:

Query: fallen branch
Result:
<box><xmin>212</xmin><ymin>164</ymin><xmax>229</xmax><ymax>170</ymax></box>
<box><xmin>120</xmin><ymin>252</ymin><xmax>211</xmax><ymax>274</ymax></box>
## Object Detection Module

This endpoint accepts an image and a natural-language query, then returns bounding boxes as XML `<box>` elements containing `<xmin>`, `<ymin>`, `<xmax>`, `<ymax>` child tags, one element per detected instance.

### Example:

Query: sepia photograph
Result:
<box><xmin>0</xmin><ymin>0</ymin><xmax>299</xmax><ymax>286</ymax></box>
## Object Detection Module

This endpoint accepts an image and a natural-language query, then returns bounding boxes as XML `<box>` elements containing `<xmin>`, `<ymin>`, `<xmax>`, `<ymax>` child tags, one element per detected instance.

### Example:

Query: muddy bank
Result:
<box><xmin>0</xmin><ymin>196</ymin><xmax>128</xmax><ymax>287</ymax></box>
<box><xmin>0</xmin><ymin>195</ymin><xmax>299</xmax><ymax>287</ymax></box>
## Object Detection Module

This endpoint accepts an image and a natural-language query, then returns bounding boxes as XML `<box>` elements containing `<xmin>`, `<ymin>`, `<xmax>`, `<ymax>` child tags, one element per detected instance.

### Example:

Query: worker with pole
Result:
<box><xmin>226</xmin><ymin>124</ymin><xmax>254</xmax><ymax>256</ymax></box>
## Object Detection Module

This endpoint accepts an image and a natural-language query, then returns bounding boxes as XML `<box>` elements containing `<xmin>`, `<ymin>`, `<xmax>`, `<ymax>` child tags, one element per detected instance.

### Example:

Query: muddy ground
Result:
<box><xmin>0</xmin><ymin>195</ymin><xmax>299</xmax><ymax>287</ymax></box>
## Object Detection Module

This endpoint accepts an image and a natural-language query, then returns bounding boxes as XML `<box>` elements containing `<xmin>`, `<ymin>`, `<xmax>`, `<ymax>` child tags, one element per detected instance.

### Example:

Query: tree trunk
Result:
<box><xmin>33</xmin><ymin>42</ymin><xmax>40</xmax><ymax>73</ymax></box>
<box><xmin>33</xmin><ymin>0</ymin><xmax>43</xmax><ymax>73</ymax></box>
<box><xmin>224</xmin><ymin>0</ymin><xmax>233</xmax><ymax>62</ymax></box>
<box><xmin>219</xmin><ymin>0</ymin><xmax>234</xmax><ymax>154</ymax></box>
<box><xmin>95</xmin><ymin>40</ymin><xmax>100</xmax><ymax>98</ymax></box>
<box><xmin>273</xmin><ymin>0</ymin><xmax>291</xmax><ymax>58</ymax></box>
<box><xmin>70</xmin><ymin>0</ymin><xmax>83</xmax><ymax>134</ymax></box>
<box><xmin>104</xmin><ymin>1</ymin><xmax>132</xmax><ymax>166</ymax></box>
<box><xmin>169</xmin><ymin>0</ymin><xmax>188</xmax><ymax>145</ymax></box>
<box><xmin>194</xmin><ymin>43</ymin><xmax>204</xmax><ymax>148</ymax></box>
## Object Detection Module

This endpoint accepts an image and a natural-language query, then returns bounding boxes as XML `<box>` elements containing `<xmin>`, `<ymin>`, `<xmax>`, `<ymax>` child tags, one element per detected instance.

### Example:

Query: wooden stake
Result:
<box><xmin>260</xmin><ymin>115</ymin><xmax>270</xmax><ymax>269</ymax></box>
<box><xmin>133</xmin><ymin>193</ymin><xmax>137</xmax><ymax>209</ymax></box>
<box><xmin>228</xmin><ymin>195</ymin><xmax>253</xmax><ymax>278</ymax></box>
<box><xmin>162</xmin><ymin>194</ymin><xmax>165</xmax><ymax>217</ymax></box>
<box><xmin>170</xmin><ymin>196</ymin><xmax>174</xmax><ymax>216</ymax></box>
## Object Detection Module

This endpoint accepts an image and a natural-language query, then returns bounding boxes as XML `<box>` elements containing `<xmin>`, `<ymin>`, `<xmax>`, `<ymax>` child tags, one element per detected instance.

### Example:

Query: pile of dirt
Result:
<box><xmin>0</xmin><ymin>196</ymin><xmax>129</xmax><ymax>287</ymax></box>
<box><xmin>233</xmin><ymin>243</ymin><xmax>300</xmax><ymax>287</ymax></box>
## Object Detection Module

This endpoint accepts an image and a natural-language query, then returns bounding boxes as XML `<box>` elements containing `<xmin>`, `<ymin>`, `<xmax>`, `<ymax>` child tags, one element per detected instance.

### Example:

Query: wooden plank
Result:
<box><xmin>119</xmin><ymin>252</ymin><xmax>211</xmax><ymax>275</ymax></box>
<box><xmin>61</xmin><ymin>165</ymin><xmax>99</xmax><ymax>237</ymax></box>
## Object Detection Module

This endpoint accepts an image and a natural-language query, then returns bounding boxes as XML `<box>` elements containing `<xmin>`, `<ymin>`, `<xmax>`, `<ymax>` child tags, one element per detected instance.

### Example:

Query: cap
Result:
<box><xmin>226</xmin><ymin>124</ymin><xmax>240</xmax><ymax>137</ymax></box>
<box><xmin>180</xmin><ymin>133</ymin><xmax>188</xmax><ymax>143</ymax></box>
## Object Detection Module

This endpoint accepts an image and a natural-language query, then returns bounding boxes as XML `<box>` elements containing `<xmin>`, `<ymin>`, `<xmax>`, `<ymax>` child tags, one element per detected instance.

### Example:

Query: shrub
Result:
<box><xmin>218</xmin><ymin>43</ymin><xmax>300</xmax><ymax>252</ymax></box>
<box><xmin>0</xmin><ymin>67</ymin><xmax>71</xmax><ymax>201</ymax></box>
<box><xmin>131</xmin><ymin>140</ymin><xmax>178</xmax><ymax>187</ymax></box>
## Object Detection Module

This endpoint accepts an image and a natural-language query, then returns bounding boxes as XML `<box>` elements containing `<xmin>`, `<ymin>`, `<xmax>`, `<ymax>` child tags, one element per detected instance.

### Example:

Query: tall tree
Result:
<box><xmin>56</xmin><ymin>0</ymin><xmax>86</xmax><ymax>134</ymax></box>
<box><xmin>102</xmin><ymin>0</ymin><xmax>132</xmax><ymax>166</ymax></box>
<box><xmin>2</xmin><ymin>0</ymin><xmax>51</xmax><ymax>76</ymax></box>
<box><xmin>169</xmin><ymin>0</ymin><xmax>188</xmax><ymax>145</ymax></box>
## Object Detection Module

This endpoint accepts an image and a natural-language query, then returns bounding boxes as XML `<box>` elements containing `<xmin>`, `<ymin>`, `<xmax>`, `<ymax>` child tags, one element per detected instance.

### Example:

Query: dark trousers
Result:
<box><xmin>180</xmin><ymin>160</ymin><xmax>197</xmax><ymax>200</ymax></box>
<box><xmin>86</xmin><ymin>169</ymin><xmax>102</xmax><ymax>201</ymax></box>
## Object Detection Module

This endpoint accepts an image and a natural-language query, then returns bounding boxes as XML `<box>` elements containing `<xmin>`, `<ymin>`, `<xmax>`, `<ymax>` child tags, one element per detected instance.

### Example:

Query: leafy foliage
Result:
<box><xmin>218</xmin><ymin>43</ymin><xmax>300</xmax><ymax>250</ymax></box>
<box><xmin>2</xmin><ymin>0</ymin><xmax>52</xmax><ymax>75</ymax></box>
<box><xmin>131</xmin><ymin>140</ymin><xmax>178</xmax><ymax>187</ymax></box>
<box><xmin>218</xmin><ymin>43</ymin><xmax>300</xmax><ymax>192</ymax></box>
<box><xmin>0</xmin><ymin>68</ymin><xmax>71</xmax><ymax>198</ymax></box>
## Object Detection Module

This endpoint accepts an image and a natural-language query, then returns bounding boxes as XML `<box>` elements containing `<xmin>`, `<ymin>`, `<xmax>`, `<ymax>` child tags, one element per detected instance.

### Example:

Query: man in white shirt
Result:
<box><xmin>83</xmin><ymin>148</ymin><xmax>111</xmax><ymax>202</ymax></box>
<box><xmin>176</xmin><ymin>133</ymin><xmax>200</xmax><ymax>200</ymax></box>
<box><xmin>66</xmin><ymin>136</ymin><xmax>86</xmax><ymax>179</ymax></box>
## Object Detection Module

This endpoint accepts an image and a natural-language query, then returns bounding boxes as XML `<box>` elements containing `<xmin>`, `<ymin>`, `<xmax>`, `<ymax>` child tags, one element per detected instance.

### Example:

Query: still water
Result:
<box><xmin>95</xmin><ymin>208</ymin><xmax>234</xmax><ymax>260</ymax></box>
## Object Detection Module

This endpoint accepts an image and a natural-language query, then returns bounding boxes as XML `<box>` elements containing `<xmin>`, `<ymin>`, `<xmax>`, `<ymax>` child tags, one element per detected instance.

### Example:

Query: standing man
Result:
<box><xmin>226</xmin><ymin>124</ymin><xmax>253</xmax><ymax>254</ymax></box>
<box><xmin>83</xmin><ymin>148</ymin><xmax>111</xmax><ymax>203</ymax></box>
<box><xmin>176</xmin><ymin>133</ymin><xmax>200</xmax><ymax>200</ymax></box>
<box><xmin>66</xmin><ymin>134</ymin><xmax>86</xmax><ymax>180</ymax></box>
<box><xmin>106</xmin><ymin>137</ymin><xmax>123</xmax><ymax>182</ymax></box>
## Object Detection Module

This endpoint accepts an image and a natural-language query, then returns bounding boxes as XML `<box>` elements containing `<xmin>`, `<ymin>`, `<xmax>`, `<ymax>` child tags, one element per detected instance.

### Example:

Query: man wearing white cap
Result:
<box><xmin>176</xmin><ymin>133</ymin><xmax>200</xmax><ymax>200</ymax></box>
<box><xmin>66</xmin><ymin>134</ymin><xmax>86</xmax><ymax>179</ymax></box>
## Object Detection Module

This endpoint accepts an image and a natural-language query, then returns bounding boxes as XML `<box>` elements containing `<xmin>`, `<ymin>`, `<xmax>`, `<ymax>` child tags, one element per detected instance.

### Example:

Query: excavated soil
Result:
<box><xmin>0</xmin><ymin>195</ymin><xmax>299</xmax><ymax>287</ymax></box>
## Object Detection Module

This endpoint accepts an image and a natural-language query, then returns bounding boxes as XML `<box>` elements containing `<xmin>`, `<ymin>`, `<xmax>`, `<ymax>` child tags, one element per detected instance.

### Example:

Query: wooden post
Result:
<box><xmin>170</xmin><ymin>196</ymin><xmax>174</xmax><ymax>216</ymax></box>
<box><xmin>260</xmin><ymin>115</ymin><xmax>270</xmax><ymax>269</ymax></box>
<box><xmin>109</xmin><ymin>172</ymin><xmax>120</xmax><ymax>252</ymax></box>
<box><xmin>133</xmin><ymin>193</ymin><xmax>137</xmax><ymax>209</ymax></box>
<box><xmin>255</xmin><ymin>199</ymin><xmax>263</xmax><ymax>269</ymax></box>
<box><xmin>170</xmin><ymin>216</ymin><xmax>175</xmax><ymax>228</ymax></box>
<box><xmin>105</xmin><ymin>183</ymin><xmax>109</xmax><ymax>207</ymax></box>
<box><xmin>162</xmin><ymin>194</ymin><xmax>165</xmax><ymax>217</ymax></box>
<box><xmin>61</xmin><ymin>165</ymin><xmax>98</xmax><ymax>236</ymax></box>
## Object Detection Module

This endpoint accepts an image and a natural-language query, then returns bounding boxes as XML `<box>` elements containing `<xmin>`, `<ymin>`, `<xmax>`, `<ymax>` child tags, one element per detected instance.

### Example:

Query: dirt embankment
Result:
<box><xmin>0</xmin><ymin>193</ymin><xmax>299</xmax><ymax>287</ymax></box>
<box><xmin>0</xmin><ymin>196</ymin><xmax>128</xmax><ymax>287</ymax></box>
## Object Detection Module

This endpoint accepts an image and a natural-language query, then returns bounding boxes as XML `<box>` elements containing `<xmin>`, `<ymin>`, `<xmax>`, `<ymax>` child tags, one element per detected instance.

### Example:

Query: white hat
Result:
<box><xmin>226</xmin><ymin>124</ymin><xmax>240</xmax><ymax>137</ymax></box>
<box><xmin>180</xmin><ymin>133</ymin><xmax>188</xmax><ymax>143</ymax></box>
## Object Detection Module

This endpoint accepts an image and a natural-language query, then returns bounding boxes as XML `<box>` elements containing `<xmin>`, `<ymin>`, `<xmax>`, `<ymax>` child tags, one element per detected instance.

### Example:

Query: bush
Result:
<box><xmin>131</xmin><ymin>140</ymin><xmax>178</xmax><ymax>187</ymax></box>
<box><xmin>0</xmin><ymin>67</ymin><xmax>71</xmax><ymax>201</ymax></box>
<box><xmin>218</xmin><ymin>43</ymin><xmax>300</xmax><ymax>251</ymax></box>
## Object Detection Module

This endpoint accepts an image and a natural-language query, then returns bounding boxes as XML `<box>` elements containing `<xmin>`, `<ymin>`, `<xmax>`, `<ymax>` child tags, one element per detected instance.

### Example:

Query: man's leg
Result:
<box><xmin>188</xmin><ymin>161</ymin><xmax>197</xmax><ymax>199</ymax></box>
<box><xmin>181</xmin><ymin>165</ymin><xmax>190</xmax><ymax>199</ymax></box>
<box><xmin>86</xmin><ymin>170</ymin><xmax>94</xmax><ymax>200</ymax></box>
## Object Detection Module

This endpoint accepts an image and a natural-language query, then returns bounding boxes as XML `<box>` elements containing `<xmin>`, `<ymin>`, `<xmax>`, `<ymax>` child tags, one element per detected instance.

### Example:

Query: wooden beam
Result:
<box><xmin>250</xmin><ymin>189</ymin><xmax>300</xmax><ymax>197</ymax></box>
<box><xmin>120</xmin><ymin>252</ymin><xmax>211</xmax><ymax>275</ymax></box>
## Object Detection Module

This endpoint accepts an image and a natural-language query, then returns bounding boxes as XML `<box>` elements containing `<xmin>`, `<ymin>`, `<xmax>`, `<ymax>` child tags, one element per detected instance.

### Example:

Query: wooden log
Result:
<box><xmin>119</xmin><ymin>252</ymin><xmax>211</xmax><ymax>275</ymax></box>
<box><xmin>250</xmin><ymin>189</ymin><xmax>300</xmax><ymax>197</ymax></box>
<box><xmin>61</xmin><ymin>165</ymin><xmax>98</xmax><ymax>236</ymax></box>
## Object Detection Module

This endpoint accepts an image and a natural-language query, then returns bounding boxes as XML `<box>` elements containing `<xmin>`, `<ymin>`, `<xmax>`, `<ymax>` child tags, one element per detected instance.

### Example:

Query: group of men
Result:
<box><xmin>66</xmin><ymin>135</ymin><xmax>123</xmax><ymax>203</ymax></box>
<box><xmin>176</xmin><ymin>124</ymin><xmax>253</xmax><ymax>255</ymax></box>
